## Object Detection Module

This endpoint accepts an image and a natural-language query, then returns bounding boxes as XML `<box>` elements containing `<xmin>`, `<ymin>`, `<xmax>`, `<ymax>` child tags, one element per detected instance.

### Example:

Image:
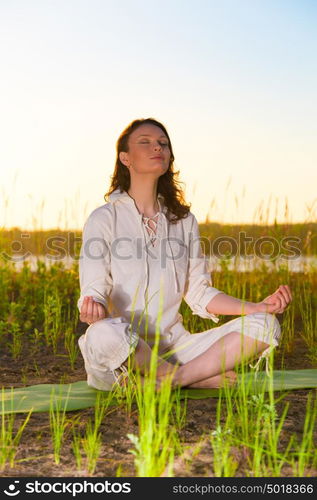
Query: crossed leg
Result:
<box><xmin>171</xmin><ymin>331</ymin><xmax>270</xmax><ymax>388</ymax></box>
<box><xmin>123</xmin><ymin>332</ymin><xmax>270</xmax><ymax>389</ymax></box>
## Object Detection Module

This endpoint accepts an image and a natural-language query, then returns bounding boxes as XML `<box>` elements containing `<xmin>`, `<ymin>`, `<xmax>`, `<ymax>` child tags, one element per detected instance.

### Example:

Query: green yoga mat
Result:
<box><xmin>1</xmin><ymin>369</ymin><xmax>317</xmax><ymax>415</ymax></box>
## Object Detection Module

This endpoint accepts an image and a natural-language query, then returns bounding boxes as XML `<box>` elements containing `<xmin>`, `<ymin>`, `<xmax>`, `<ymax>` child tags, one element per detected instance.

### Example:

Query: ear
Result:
<box><xmin>119</xmin><ymin>151</ymin><xmax>129</xmax><ymax>167</ymax></box>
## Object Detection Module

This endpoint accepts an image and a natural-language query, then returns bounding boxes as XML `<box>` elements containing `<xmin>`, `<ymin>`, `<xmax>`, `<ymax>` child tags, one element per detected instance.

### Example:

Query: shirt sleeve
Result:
<box><xmin>183</xmin><ymin>214</ymin><xmax>224</xmax><ymax>323</ymax></box>
<box><xmin>77</xmin><ymin>209</ymin><xmax>113</xmax><ymax>314</ymax></box>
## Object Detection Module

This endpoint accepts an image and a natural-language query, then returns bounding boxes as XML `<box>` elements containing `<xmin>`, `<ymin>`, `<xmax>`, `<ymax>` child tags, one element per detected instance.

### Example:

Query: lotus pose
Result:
<box><xmin>77</xmin><ymin>117</ymin><xmax>292</xmax><ymax>390</ymax></box>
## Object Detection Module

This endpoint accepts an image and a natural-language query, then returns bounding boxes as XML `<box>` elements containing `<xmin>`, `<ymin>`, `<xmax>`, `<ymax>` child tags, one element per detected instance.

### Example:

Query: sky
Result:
<box><xmin>0</xmin><ymin>0</ymin><xmax>316</xmax><ymax>230</ymax></box>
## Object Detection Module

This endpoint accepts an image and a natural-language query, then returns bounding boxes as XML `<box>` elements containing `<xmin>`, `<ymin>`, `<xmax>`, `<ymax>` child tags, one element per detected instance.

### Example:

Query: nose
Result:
<box><xmin>153</xmin><ymin>141</ymin><xmax>162</xmax><ymax>151</ymax></box>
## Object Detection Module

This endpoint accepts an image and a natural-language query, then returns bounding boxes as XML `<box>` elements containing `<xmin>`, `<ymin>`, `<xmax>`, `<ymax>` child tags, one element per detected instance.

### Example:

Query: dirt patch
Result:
<box><xmin>1</xmin><ymin>323</ymin><xmax>316</xmax><ymax>477</ymax></box>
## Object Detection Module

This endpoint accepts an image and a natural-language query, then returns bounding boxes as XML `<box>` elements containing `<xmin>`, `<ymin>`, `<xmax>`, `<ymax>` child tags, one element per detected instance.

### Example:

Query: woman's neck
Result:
<box><xmin>127</xmin><ymin>184</ymin><xmax>159</xmax><ymax>217</ymax></box>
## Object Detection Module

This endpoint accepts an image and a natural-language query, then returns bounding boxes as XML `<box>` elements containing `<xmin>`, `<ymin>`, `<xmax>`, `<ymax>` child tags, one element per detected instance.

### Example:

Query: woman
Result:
<box><xmin>77</xmin><ymin>117</ymin><xmax>292</xmax><ymax>390</ymax></box>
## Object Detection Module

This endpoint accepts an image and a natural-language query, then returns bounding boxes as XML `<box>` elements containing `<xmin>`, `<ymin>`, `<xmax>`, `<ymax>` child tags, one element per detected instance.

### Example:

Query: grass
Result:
<box><xmin>127</xmin><ymin>283</ymin><xmax>178</xmax><ymax>477</ymax></box>
<box><xmin>0</xmin><ymin>215</ymin><xmax>316</xmax><ymax>476</ymax></box>
<box><xmin>1</xmin><ymin>389</ymin><xmax>32</xmax><ymax>470</ymax></box>
<box><xmin>80</xmin><ymin>391</ymin><xmax>114</xmax><ymax>474</ymax></box>
<box><xmin>292</xmin><ymin>392</ymin><xmax>317</xmax><ymax>476</ymax></box>
<box><xmin>49</xmin><ymin>385</ymin><xmax>72</xmax><ymax>465</ymax></box>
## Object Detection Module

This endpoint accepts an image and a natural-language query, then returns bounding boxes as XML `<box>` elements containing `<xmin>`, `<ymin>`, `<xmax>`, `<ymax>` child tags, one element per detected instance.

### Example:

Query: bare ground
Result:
<box><xmin>1</xmin><ymin>321</ymin><xmax>316</xmax><ymax>477</ymax></box>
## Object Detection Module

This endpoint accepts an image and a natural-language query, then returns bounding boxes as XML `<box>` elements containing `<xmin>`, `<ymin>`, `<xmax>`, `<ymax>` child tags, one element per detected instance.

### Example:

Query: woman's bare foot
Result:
<box><xmin>185</xmin><ymin>370</ymin><xmax>237</xmax><ymax>389</ymax></box>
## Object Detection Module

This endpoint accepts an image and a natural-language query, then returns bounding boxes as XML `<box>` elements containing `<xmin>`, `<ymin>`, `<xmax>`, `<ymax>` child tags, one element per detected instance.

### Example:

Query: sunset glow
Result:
<box><xmin>1</xmin><ymin>0</ymin><xmax>316</xmax><ymax>229</ymax></box>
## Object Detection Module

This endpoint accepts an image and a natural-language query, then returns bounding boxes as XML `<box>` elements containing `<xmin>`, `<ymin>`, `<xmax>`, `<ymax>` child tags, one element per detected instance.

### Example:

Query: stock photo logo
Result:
<box><xmin>3</xmin><ymin>481</ymin><xmax>20</xmax><ymax>496</ymax></box>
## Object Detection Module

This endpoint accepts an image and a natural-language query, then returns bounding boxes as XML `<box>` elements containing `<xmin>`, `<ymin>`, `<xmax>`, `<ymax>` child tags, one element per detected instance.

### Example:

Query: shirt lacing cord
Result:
<box><xmin>112</xmin><ymin>364</ymin><xmax>129</xmax><ymax>389</ymax></box>
<box><xmin>142</xmin><ymin>211</ymin><xmax>160</xmax><ymax>246</ymax></box>
<box><xmin>249</xmin><ymin>343</ymin><xmax>276</xmax><ymax>377</ymax></box>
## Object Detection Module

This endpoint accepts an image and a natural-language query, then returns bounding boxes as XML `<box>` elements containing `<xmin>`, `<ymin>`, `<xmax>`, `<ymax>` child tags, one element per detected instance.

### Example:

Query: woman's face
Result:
<box><xmin>120</xmin><ymin>123</ymin><xmax>171</xmax><ymax>175</ymax></box>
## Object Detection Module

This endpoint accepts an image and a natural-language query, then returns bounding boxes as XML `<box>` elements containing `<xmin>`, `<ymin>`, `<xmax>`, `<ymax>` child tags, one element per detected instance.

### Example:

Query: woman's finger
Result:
<box><xmin>92</xmin><ymin>301</ymin><xmax>101</xmax><ymax>322</ymax></box>
<box><xmin>276</xmin><ymin>290</ymin><xmax>287</xmax><ymax>309</ymax></box>
<box><xmin>269</xmin><ymin>293</ymin><xmax>282</xmax><ymax>309</ymax></box>
<box><xmin>281</xmin><ymin>289</ymin><xmax>289</xmax><ymax>307</ymax></box>
<box><xmin>285</xmin><ymin>285</ymin><xmax>292</xmax><ymax>302</ymax></box>
<box><xmin>85</xmin><ymin>296</ymin><xmax>93</xmax><ymax>322</ymax></box>
<box><xmin>278</xmin><ymin>285</ymin><xmax>291</xmax><ymax>305</ymax></box>
<box><xmin>97</xmin><ymin>303</ymin><xmax>105</xmax><ymax>319</ymax></box>
<box><xmin>268</xmin><ymin>303</ymin><xmax>279</xmax><ymax>313</ymax></box>
<box><xmin>80</xmin><ymin>298</ymin><xmax>104</xmax><ymax>324</ymax></box>
<box><xmin>80</xmin><ymin>296</ymin><xmax>90</xmax><ymax>322</ymax></box>
<box><xmin>87</xmin><ymin>297</ymin><xmax>93</xmax><ymax>314</ymax></box>
<box><xmin>80</xmin><ymin>296</ymin><xmax>89</xmax><ymax>315</ymax></box>
<box><xmin>283</xmin><ymin>284</ymin><xmax>292</xmax><ymax>301</ymax></box>
<box><xmin>90</xmin><ymin>302</ymin><xmax>96</xmax><ymax>322</ymax></box>
<box><xmin>274</xmin><ymin>294</ymin><xmax>283</xmax><ymax>311</ymax></box>
<box><xmin>287</xmin><ymin>285</ymin><xmax>292</xmax><ymax>302</ymax></box>
<box><xmin>275</xmin><ymin>288</ymin><xmax>291</xmax><ymax>313</ymax></box>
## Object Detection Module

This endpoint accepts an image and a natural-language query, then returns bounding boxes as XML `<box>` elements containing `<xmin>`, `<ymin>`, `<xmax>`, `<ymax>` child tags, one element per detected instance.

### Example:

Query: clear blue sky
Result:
<box><xmin>0</xmin><ymin>0</ymin><xmax>316</xmax><ymax>229</ymax></box>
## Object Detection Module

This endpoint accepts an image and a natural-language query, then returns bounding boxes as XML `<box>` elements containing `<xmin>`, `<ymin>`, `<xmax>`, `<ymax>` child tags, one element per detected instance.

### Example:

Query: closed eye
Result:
<box><xmin>139</xmin><ymin>141</ymin><xmax>169</xmax><ymax>146</ymax></box>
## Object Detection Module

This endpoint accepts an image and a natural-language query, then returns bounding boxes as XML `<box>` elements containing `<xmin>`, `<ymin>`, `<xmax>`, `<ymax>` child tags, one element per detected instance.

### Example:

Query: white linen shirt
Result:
<box><xmin>77</xmin><ymin>188</ymin><xmax>224</xmax><ymax>350</ymax></box>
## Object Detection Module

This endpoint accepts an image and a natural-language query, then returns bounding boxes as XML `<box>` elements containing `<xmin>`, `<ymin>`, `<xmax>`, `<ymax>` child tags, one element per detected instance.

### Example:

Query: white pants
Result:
<box><xmin>78</xmin><ymin>312</ymin><xmax>281</xmax><ymax>391</ymax></box>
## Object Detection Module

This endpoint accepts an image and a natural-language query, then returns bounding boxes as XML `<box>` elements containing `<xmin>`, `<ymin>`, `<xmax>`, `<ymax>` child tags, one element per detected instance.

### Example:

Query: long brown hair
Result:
<box><xmin>104</xmin><ymin>118</ymin><xmax>191</xmax><ymax>223</ymax></box>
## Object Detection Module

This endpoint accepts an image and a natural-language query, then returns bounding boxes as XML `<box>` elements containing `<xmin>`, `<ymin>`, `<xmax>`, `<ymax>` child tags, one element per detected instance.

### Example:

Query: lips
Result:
<box><xmin>150</xmin><ymin>156</ymin><xmax>163</xmax><ymax>160</ymax></box>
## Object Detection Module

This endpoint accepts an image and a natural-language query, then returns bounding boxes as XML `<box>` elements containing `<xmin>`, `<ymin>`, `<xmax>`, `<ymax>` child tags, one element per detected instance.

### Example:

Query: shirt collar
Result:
<box><xmin>107</xmin><ymin>188</ymin><xmax>167</xmax><ymax>214</ymax></box>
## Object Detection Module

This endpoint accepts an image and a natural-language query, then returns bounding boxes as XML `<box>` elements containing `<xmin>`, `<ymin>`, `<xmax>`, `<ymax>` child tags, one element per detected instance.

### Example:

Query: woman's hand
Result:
<box><xmin>80</xmin><ymin>296</ymin><xmax>106</xmax><ymax>325</ymax></box>
<box><xmin>256</xmin><ymin>285</ymin><xmax>292</xmax><ymax>314</ymax></box>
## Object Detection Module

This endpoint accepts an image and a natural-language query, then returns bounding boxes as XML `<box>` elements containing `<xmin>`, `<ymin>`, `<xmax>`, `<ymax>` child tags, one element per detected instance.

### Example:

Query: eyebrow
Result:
<box><xmin>136</xmin><ymin>134</ymin><xmax>168</xmax><ymax>139</ymax></box>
